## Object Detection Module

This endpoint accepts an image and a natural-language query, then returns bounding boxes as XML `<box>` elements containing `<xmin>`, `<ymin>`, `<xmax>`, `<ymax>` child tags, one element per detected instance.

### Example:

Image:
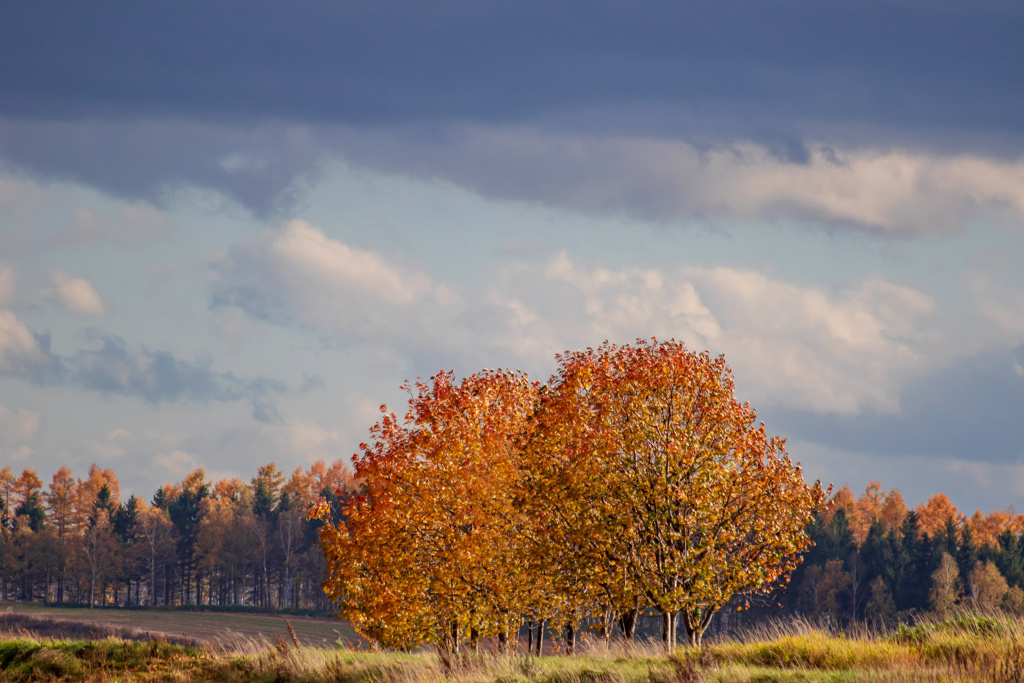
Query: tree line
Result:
<box><xmin>0</xmin><ymin>459</ymin><xmax>354</xmax><ymax>612</ymax></box>
<box><xmin>764</xmin><ymin>482</ymin><xmax>1024</xmax><ymax>626</ymax></box>
<box><xmin>314</xmin><ymin>339</ymin><xmax>826</xmax><ymax>652</ymax></box>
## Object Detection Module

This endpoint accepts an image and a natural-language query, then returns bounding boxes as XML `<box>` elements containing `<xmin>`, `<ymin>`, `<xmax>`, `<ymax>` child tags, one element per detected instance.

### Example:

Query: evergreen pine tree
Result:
<box><xmin>994</xmin><ymin>530</ymin><xmax>1024</xmax><ymax>588</ymax></box>
<box><xmin>886</xmin><ymin>524</ymin><xmax>913</xmax><ymax>612</ymax></box>
<box><xmin>112</xmin><ymin>495</ymin><xmax>139</xmax><ymax>543</ymax></box>
<box><xmin>902</xmin><ymin>513</ymin><xmax>934</xmax><ymax>612</ymax></box>
<box><xmin>935</xmin><ymin>516</ymin><xmax>959</xmax><ymax>558</ymax></box>
<box><xmin>859</xmin><ymin>520</ymin><xmax>891</xmax><ymax>620</ymax></box>
<box><xmin>14</xmin><ymin>491</ymin><xmax>46</xmax><ymax>532</ymax></box>
<box><xmin>957</xmin><ymin>525</ymin><xmax>980</xmax><ymax>602</ymax></box>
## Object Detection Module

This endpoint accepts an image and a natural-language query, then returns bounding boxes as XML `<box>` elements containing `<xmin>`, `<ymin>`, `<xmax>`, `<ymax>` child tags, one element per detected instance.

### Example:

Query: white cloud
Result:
<box><xmin>486</xmin><ymin>255</ymin><xmax>940</xmax><ymax>414</ymax></box>
<box><xmin>972</xmin><ymin>275</ymin><xmax>1024</xmax><ymax>340</ymax></box>
<box><xmin>0</xmin><ymin>405</ymin><xmax>41</xmax><ymax>444</ymax></box>
<box><xmin>211</xmin><ymin>305</ymin><xmax>253</xmax><ymax>353</ymax></box>
<box><xmin>211</xmin><ymin>220</ymin><xmax>458</xmax><ymax>341</ymax></box>
<box><xmin>215</xmin><ymin>222</ymin><xmax>949</xmax><ymax>415</ymax></box>
<box><xmin>6</xmin><ymin>121</ymin><xmax>1021</xmax><ymax>238</ymax></box>
<box><xmin>90</xmin><ymin>440</ymin><xmax>126</xmax><ymax>459</ymax></box>
<box><xmin>2</xmin><ymin>446</ymin><xmax>33</xmax><ymax>462</ymax></box>
<box><xmin>144</xmin><ymin>430</ymin><xmax>181</xmax><ymax>445</ymax></box>
<box><xmin>0</xmin><ymin>174</ymin><xmax>171</xmax><ymax>253</ymax></box>
<box><xmin>137</xmin><ymin>417</ymin><xmax>356</xmax><ymax>489</ymax></box>
<box><xmin>683</xmin><ymin>269</ymin><xmax>937</xmax><ymax>414</ymax></box>
<box><xmin>337</xmin><ymin>126</ymin><xmax>1024</xmax><ymax>236</ymax></box>
<box><xmin>269</xmin><ymin>418</ymin><xmax>350</xmax><ymax>464</ymax></box>
<box><xmin>72</xmin><ymin>203</ymin><xmax>169</xmax><ymax>244</ymax></box>
<box><xmin>269</xmin><ymin>219</ymin><xmax>424</xmax><ymax>307</ymax></box>
<box><xmin>0</xmin><ymin>309</ymin><xmax>48</xmax><ymax>375</ymax></box>
<box><xmin>86</xmin><ymin>426</ymin><xmax>131</xmax><ymax>460</ymax></box>
<box><xmin>44</xmin><ymin>270</ymin><xmax>105</xmax><ymax>316</ymax></box>
<box><xmin>154</xmin><ymin>450</ymin><xmax>201</xmax><ymax>478</ymax></box>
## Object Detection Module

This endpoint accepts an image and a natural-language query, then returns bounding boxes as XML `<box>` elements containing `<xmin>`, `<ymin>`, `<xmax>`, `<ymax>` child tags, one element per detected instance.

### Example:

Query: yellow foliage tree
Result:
<box><xmin>312</xmin><ymin>369</ymin><xmax>538</xmax><ymax>651</ymax></box>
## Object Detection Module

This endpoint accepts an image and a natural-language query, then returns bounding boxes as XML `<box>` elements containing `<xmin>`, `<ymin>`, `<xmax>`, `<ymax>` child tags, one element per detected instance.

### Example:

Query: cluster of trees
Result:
<box><xmin>0</xmin><ymin>459</ymin><xmax>353</xmax><ymax>611</ymax></box>
<box><xmin>9</xmin><ymin>336</ymin><xmax>1016</xmax><ymax>654</ymax></box>
<box><xmin>774</xmin><ymin>482</ymin><xmax>1024</xmax><ymax>625</ymax></box>
<box><xmin>314</xmin><ymin>339</ymin><xmax>826</xmax><ymax>652</ymax></box>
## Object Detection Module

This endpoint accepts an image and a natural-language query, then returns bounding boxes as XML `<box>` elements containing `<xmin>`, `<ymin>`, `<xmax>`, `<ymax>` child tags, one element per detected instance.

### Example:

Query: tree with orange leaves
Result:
<box><xmin>313</xmin><ymin>369</ymin><xmax>539</xmax><ymax>651</ymax></box>
<box><xmin>538</xmin><ymin>340</ymin><xmax>828</xmax><ymax>649</ymax></box>
<box><xmin>916</xmin><ymin>493</ymin><xmax>965</xmax><ymax>538</ymax></box>
<box><xmin>0</xmin><ymin>466</ymin><xmax>15</xmax><ymax>528</ymax></box>
<box><xmin>967</xmin><ymin>508</ymin><xmax>1022</xmax><ymax>549</ymax></box>
<box><xmin>45</xmin><ymin>467</ymin><xmax>76</xmax><ymax>602</ymax></box>
<box><xmin>12</xmin><ymin>469</ymin><xmax>45</xmax><ymax>530</ymax></box>
<box><xmin>523</xmin><ymin>348</ymin><xmax>642</xmax><ymax>652</ymax></box>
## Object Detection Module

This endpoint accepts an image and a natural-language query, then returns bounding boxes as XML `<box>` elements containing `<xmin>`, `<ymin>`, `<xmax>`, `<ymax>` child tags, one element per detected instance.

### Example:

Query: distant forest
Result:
<box><xmin>774</xmin><ymin>482</ymin><xmax>1024</xmax><ymax>624</ymax></box>
<box><xmin>2</xmin><ymin>463</ymin><xmax>1022</xmax><ymax>628</ymax></box>
<box><xmin>0</xmin><ymin>462</ymin><xmax>354</xmax><ymax>611</ymax></box>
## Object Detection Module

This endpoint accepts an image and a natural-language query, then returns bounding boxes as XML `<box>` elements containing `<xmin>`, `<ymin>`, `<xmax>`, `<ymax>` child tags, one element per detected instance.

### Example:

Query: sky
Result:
<box><xmin>1</xmin><ymin>0</ymin><xmax>1023</xmax><ymax>512</ymax></box>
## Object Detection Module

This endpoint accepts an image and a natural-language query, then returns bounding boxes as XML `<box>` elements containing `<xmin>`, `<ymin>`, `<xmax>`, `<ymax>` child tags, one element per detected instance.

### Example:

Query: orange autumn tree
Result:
<box><xmin>538</xmin><ymin>340</ymin><xmax>828</xmax><ymax>649</ymax></box>
<box><xmin>522</xmin><ymin>351</ymin><xmax>641</xmax><ymax>653</ymax></box>
<box><xmin>312</xmin><ymin>369</ymin><xmax>539</xmax><ymax>651</ymax></box>
<box><xmin>916</xmin><ymin>493</ymin><xmax>965</xmax><ymax>537</ymax></box>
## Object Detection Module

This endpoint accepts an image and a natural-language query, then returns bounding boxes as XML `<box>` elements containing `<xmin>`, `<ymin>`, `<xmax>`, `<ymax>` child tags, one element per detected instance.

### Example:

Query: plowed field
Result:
<box><xmin>1</xmin><ymin>603</ymin><xmax>356</xmax><ymax>648</ymax></box>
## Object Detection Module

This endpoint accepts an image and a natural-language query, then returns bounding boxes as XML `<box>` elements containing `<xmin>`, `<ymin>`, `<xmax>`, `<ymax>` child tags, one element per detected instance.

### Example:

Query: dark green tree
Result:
<box><xmin>14</xmin><ymin>492</ymin><xmax>46</xmax><ymax>533</ymax></box>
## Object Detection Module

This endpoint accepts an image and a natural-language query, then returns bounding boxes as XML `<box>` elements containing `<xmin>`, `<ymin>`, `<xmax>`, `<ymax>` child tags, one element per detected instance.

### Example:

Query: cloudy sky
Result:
<box><xmin>1</xmin><ymin>1</ymin><xmax>1023</xmax><ymax>511</ymax></box>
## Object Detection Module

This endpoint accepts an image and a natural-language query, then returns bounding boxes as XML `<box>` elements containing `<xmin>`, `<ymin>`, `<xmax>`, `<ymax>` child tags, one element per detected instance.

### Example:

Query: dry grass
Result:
<box><xmin>5</xmin><ymin>611</ymin><xmax>1024</xmax><ymax>682</ymax></box>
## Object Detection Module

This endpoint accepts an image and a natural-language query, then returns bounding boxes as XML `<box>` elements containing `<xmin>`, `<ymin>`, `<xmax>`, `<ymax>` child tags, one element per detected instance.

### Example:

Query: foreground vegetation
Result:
<box><xmin>5</xmin><ymin>612</ymin><xmax>1024</xmax><ymax>682</ymax></box>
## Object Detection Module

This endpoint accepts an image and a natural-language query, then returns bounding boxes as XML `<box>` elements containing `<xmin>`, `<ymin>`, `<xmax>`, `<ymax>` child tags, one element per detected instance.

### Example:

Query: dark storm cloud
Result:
<box><xmin>2</xmin><ymin>1</ymin><xmax>1022</xmax><ymax>146</ymax></box>
<box><xmin>3</xmin><ymin>1</ymin><xmax>1023</xmax><ymax>221</ymax></box>
<box><xmin>763</xmin><ymin>345</ymin><xmax>1024</xmax><ymax>465</ymax></box>
<box><xmin>0</xmin><ymin>119</ymin><xmax>323</xmax><ymax>217</ymax></box>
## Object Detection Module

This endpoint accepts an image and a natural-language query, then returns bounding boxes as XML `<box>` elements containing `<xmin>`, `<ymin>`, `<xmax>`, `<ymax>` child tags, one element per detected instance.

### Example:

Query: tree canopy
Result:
<box><xmin>313</xmin><ymin>338</ymin><xmax>827</xmax><ymax>650</ymax></box>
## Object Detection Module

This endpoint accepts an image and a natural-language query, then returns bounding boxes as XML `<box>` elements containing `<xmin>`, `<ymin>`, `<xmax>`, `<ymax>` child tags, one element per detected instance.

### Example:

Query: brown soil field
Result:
<box><xmin>0</xmin><ymin>602</ymin><xmax>357</xmax><ymax>648</ymax></box>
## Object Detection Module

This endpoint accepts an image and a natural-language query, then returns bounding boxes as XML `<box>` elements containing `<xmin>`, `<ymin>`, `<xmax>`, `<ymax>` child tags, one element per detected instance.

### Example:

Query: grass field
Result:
<box><xmin>3</xmin><ymin>609</ymin><xmax>1024</xmax><ymax>682</ymax></box>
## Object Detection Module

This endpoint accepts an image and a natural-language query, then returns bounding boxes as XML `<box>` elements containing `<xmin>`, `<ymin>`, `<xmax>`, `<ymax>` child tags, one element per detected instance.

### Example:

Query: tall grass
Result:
<box><xmin>5</xmin><ymin>611</ymin><xmax>1024</xmax><ymax>682</ymax></box>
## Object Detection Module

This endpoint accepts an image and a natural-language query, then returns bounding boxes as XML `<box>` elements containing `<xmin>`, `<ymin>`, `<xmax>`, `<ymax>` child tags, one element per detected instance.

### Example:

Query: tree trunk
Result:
<box><xmin>600</xmin><ymin>608</ymin><xmax>613</xmax><ymax>640</ymax></box>
<box><xmin>687</xmin><ymin>628</ymin><xmax>701</xmax><ymax>647</ymax></box>
<box><xmin>619</xmin><ymin>608</ymin><xmax>639</xmax><ymax>641</ymax></box>
<box><xmin>662</xmin><ymin>611</ymin><xmax>678</xmax><ymax>651</ymax></box>
<box><xmin>681</xmin><ymin>609</ymin><xmax>714</xmax><ymax>648</ymax></box>
<box><xmin>450</xmin><ymin>622</ymin><xmax>460</xmax><ymax>655</ymax></box>
<box><xmin>565</xmin><ymin>623</ymin><xmax>576</xmax><ymax>655</ymax></box>
<box><xmin>527</xmin><ymin>620</ymin><xmax>534</xmax><ymax>654</ymax></box>
<box><xmin>535</xmin><ymin>620</ymin><xmax>545</xmax><ymax>656</ymax></box>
